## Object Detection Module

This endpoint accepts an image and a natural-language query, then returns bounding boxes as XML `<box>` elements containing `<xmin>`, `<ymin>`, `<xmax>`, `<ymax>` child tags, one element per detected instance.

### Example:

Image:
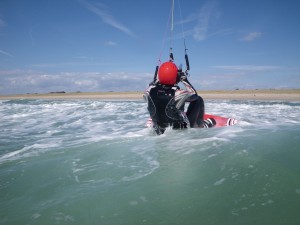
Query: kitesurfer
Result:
<box><xmin>144</xmin><ymin>61</ymin><xmax>215</xmax><ymax>135</ymax></box>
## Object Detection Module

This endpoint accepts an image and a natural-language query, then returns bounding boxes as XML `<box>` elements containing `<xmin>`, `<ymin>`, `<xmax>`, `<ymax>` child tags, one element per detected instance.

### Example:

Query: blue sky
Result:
<box><xmin>0</xmin><ymin>0</ymin><xmax>299</xmax><ymax>94</ymax></box>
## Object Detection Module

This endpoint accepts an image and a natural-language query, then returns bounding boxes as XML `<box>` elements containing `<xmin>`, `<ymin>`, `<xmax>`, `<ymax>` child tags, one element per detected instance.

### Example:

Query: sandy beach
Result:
<box><xmin>0</xmin><ymin>89</ymin><xmax>300</xmax><ymax>101</ymax></box>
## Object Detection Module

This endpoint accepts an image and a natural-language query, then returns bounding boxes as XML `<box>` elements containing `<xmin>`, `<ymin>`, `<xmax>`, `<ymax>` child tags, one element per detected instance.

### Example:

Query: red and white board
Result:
<box><xmin>146</xmin><ymin>114</ymin><xmax>237</xmax><ymax>128</ymax></box>
<box><xmin>203</xmin><ymin>114</ymin><xmax>238</xmax><ymax>128</ymax></box>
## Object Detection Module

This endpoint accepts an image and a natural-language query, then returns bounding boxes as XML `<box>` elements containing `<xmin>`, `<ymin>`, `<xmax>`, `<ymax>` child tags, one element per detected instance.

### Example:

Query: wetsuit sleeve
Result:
<box><xmin>181</xmin><ymin>78</ymin><xmax>200</xmax><ymax>102</ymax></box>
<box><xmin>181</xmin><ymin>79</ymin><xmax>197</xmax><ymax>95</ymax></box>
<box><xmin>143</xmin><ymin>84</ymin><xmax>154</xmax><ymax>101</ymax></box>
<box><xmin>174</xmin><ymin>78</ymin><xmax>198</xmax><ymax>109</ymax></box>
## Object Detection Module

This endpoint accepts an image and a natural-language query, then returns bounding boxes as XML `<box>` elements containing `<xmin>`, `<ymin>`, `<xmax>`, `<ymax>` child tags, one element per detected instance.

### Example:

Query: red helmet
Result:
<box><xmin>158</xmin><ymin>62</ymin><xmax>178</xmax><ymax>85</ymax></box>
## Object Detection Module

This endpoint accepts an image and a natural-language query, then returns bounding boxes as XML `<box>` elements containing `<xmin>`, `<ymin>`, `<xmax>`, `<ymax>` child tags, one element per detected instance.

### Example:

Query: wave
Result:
<box><xmin>1</xmin><ymin>99</ymin><xmax>299</xmax><ymax>164</ymax></box>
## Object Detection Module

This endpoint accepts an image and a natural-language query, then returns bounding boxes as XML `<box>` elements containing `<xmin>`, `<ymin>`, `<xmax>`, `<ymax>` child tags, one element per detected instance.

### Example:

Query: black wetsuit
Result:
<box><xmin>144</xmin><ymin>80</ymin><xmax>205</xmax><ymax>135</ymax></box>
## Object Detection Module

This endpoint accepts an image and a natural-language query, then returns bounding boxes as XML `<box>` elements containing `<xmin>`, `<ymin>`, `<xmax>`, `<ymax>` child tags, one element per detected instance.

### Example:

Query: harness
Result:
<box><xmin>147</xmin><ymin>85</ymin><xmax>188</xmax><ymax>131</ymax></box>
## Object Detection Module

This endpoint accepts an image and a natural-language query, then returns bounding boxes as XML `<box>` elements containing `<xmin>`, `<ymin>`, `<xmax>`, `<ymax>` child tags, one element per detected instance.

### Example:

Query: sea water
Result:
<box><xmin>0</xmin><ymin>99</ymin><xmax>300</xmax><ymax>225</ymax></box>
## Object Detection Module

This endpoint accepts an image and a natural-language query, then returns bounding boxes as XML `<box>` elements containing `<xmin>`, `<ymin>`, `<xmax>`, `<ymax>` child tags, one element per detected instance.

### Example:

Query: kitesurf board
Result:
<box><xmin>146</xmin><ymin>114</ymin><xmax>237</xmax><ymax>128</ymax></box>
<box><xmin>203</xmin><ymin>114</ymin><xmax>237</xmax><ymax>128</ymax></box>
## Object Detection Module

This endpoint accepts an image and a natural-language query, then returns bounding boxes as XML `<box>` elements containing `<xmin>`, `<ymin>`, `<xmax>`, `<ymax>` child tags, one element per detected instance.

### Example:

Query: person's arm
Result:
<box><xmin>174</xmin><ymin>74</ymin><xmax>200</xmax><ymax>109</ymax></box>
<box><xmin>174</xmin><ymin>77</ymin><xmax>193</xmax><ymax>109</ymax></box>
<box><xmin>180</xmin><ymin>72</ymin><xmax>197</xmax><ymax>94</ymax></box>
<box><xmin>143</xmin><ymin>84</ymin><xmax>154</xmax><ymax>101</ymax></box>
<box><xmin>180</xmin><ymin>75</ymin><xmax>200</xmax><ymax>101</ymax></box>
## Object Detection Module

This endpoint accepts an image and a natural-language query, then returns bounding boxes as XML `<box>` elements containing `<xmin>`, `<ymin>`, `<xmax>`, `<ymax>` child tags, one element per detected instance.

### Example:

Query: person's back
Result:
<box><xmin>146</xmin><ymin>83</ymin><xmax>188</xmax><ymax>134</ymax></box>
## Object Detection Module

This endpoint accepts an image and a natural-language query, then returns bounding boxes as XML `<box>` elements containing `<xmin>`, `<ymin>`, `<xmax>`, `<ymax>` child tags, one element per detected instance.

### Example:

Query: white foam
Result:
<box><xmin>0</xmin><ymin>142</ymin><xmax>61</xmax><ymax>163</ymax></box>
<box><xmin>214</xmin><ymin>178</ymin><xmax>226</xmax><ymax>186</ymax></box>
<box><xmin>2</xmin><ymin>99</ymin><xmax>300</xmax><ymax>166</ymax></box>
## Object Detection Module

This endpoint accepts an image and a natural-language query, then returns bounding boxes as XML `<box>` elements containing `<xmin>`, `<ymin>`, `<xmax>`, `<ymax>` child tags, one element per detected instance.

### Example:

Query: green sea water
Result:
<box><xmin>1</xmin><ymin>99</ymin><xmax>300</xmax><ymax>225</ymax></box>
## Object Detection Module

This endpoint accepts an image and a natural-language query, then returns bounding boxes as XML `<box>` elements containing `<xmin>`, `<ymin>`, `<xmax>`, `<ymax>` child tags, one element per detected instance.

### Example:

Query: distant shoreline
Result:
<box><xmin>1</xmin><ymin>89</ymin><xmax>300</xmax><ymax>101</ymax></box>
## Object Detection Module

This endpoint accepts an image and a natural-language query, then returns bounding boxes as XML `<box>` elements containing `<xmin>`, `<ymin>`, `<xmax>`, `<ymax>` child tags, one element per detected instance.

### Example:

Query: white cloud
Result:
<box><xmin>176</xmin><ymin>13</ymin><xmax>198</xmax><ymax>25</ymax></box>
<box><xmin>0</xmin><ymin>49</ymin><xmax>13</xmax><ymax>58</ymax></box>
<box><xmin>213</xmin><ymin>65</ymin><xmax>280</xmax><ymax>72</ymax></box>
<box><xmin>80</xmin><ymin>0</ymin><xmax>136</xmax><ymax>38</ymax></box>
<box><xmin>240</xmin><ymin>32</ymin><xmax>262</xmax><ymax>41</ymax></box>
<box><xmin>0</xmin><ymin>70</ymin><xmax>152</xmax><ymax>94</ymax></box>
<box><xmin>197</xmin><ymin>64</ymin><xmax>300</xmax><ymax>90</ymax></box>
<box><xmin>105</xmin><ymin>40</ymin><xmax>117</xmax><ymax>46</ymax></box>
<box><xmin>175</xmin><ymin>1</ymin><xmax>220</xmax><ymax>42</ymax></box>
<box><xmin>192</xmin><ymin>1</ymin><xmax>220</xmax><ymax>41</ymax></box>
